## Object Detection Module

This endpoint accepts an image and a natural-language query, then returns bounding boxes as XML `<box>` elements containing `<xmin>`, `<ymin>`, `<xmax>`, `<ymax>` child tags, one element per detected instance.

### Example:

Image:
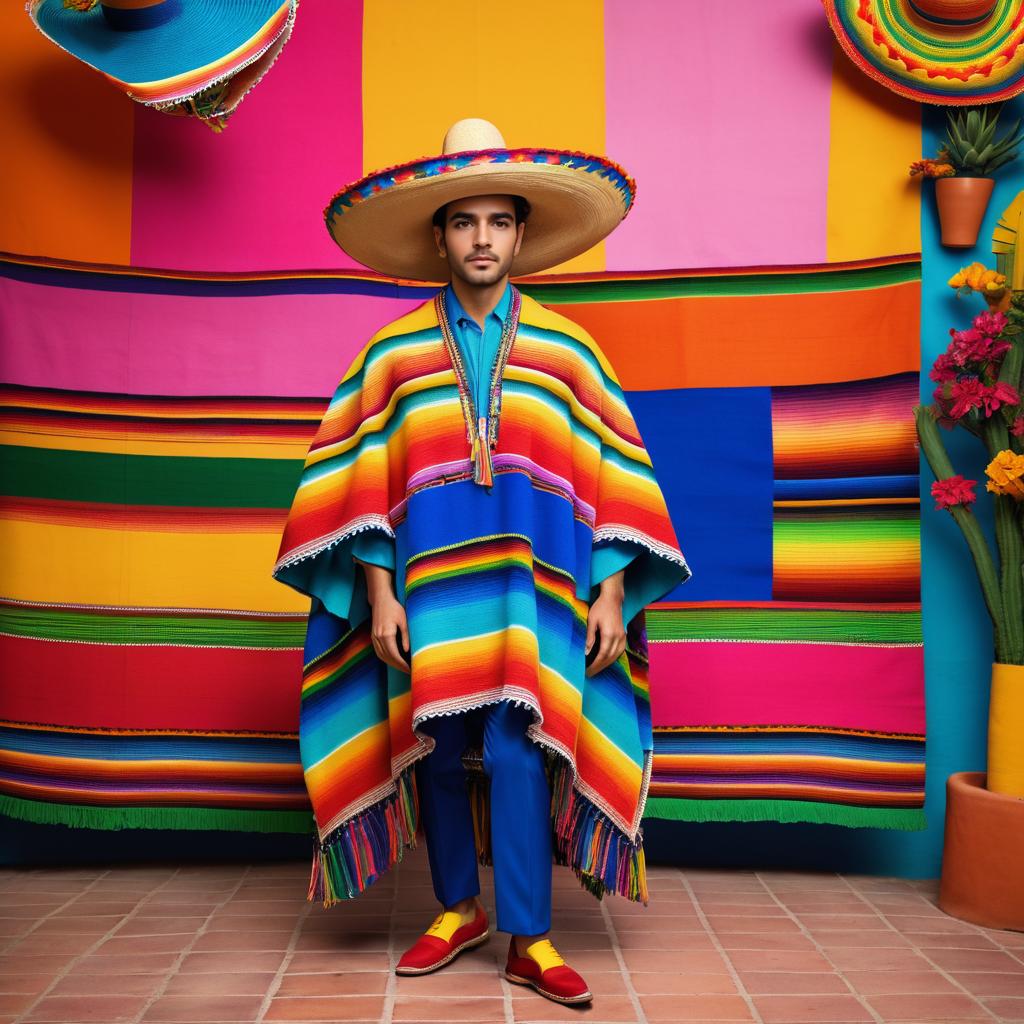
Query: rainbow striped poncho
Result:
<box><xmin>272</xmin><ymin>286</ymin><xmax>690</xmax><ymax>906</ymax></box>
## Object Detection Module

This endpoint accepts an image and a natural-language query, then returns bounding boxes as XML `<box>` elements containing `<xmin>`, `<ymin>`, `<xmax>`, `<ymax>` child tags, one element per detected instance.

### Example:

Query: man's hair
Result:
<box><xmin>431</xmin><ymin>195</ymin><xmax>531</xmax><ymax>231</ymax></box>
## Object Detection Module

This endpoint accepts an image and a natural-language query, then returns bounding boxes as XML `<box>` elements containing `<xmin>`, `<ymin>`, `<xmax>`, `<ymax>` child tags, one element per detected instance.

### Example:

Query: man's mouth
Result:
<box><xmin>469</xmin><ymin>255</ymin><xmax>495</xmax><ymax>264</ymax></box>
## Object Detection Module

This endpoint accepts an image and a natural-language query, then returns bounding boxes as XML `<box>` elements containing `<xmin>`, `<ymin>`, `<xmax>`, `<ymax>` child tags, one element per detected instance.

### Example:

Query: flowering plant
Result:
<box><xmin>915</xmin><ymin>289</ymin><xmax>1024</xmax><ymax>665</ymax></box>
<box><xmin>947</xmin><ymin>261</ymin><xmax>1009</xmax><ymax>304</ymax></box>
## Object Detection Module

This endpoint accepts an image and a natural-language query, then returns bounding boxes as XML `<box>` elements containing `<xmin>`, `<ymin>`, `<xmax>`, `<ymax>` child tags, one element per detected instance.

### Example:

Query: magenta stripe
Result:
<box><xmin>129</xmin><ymin>0</ymin><xmax>364</xmax><ymax>272</ymax></box>
<box><xmin>602</xmin><ymin>0</ymin><xmax>834</xmax><ymax>271</ymax></box>
<box><xmin>0</xmin><ymin>276</ymin><xmax>418</xmax><ymax>395</ymax></box>
<box><xmin>649</xmin><ymin>641</ymin><xmax>925</xmax><ymax>734</ymax></box>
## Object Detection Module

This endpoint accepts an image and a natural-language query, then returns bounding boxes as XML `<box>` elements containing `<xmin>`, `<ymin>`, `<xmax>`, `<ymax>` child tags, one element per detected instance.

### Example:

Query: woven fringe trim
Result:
<box><xmin>643</xmin><ymin>796</ymin><xmax>928</xmax><ymax>831</ymax></box>
<box><xmin>0</xmin><ymin>793</ymin><xmax>316</xmax><ymax>834</ymax></box>
<box><xmin>550</xmin><ymin>760</ymin><xmax>649</xmax><ymax>904</ymax></box>
<box><xmin>308</xmin><ymin>768</ymin><xmax>419</xmax><ymax>907</ymax></box>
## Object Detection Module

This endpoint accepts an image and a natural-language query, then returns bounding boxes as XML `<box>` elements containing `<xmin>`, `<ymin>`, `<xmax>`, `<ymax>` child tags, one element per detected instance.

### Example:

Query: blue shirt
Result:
<box><xmin>351</xmin><ymin>284</ymin><xmax>640</xmax><ymax>593</ymax></box>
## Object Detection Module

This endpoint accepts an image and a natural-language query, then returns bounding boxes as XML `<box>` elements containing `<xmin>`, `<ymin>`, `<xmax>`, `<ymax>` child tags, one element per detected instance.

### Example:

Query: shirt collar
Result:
<box><xmin>444</xmin><ymin>280</ymin><xmax>513</xmax><ymax>330</ymax></box>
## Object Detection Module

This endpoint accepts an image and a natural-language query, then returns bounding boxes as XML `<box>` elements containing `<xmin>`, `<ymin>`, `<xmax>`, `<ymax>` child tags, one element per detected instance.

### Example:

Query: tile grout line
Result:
<box><xmin>10</xmin><ymin>866</ymin><xmax>177</xmax><ymax>1024</ymax></box>
<box><xmin>755</xmin><ymin>872</ymin><xmax>887</xmax><ymax>1024</ymax></box>
<box><xmin>252</xmin><ymin>876</ymin><xmax>314</xmax><ymax>1024</ymax></box>
<box><xmin>678</xmin><ymin>871</ymin><xmax>766</xmax><ymax>1024</ymax></box>
<box><xmin>127</xmin><ymin>865</ymin><xmax>255</xmax><ymax>1024</ymax></box>
<box><xmin>599</xmin><ymin>889</ymin><xmax>648</xmax><ymax>1024</ymax></box>
<box><xmin>380</xmin><ymin>870</ymin><xmax>400</xmax><ymax>1024</ymax></box>
<box><xmin>1</xmin><ymin>870</ymin><xmax>112</xmax><ymax>957</ymax></box>
<box><xmin>836</xmin><ymin>874</ymin><xmax>1003</xmax><ymax>1022</ymax></box>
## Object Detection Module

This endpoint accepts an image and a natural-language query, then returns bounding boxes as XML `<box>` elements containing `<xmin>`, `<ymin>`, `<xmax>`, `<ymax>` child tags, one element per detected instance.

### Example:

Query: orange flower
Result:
<box><xmin>984</xmin><ymin>450</ymin><xmax>1024</xmax><ymax>500</ymax></box>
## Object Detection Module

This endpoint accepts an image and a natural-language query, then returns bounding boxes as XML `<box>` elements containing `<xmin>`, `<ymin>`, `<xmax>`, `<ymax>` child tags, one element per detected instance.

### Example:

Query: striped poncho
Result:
<box><xmin>272</xmin><ymin>286</ymin><xmax>690</xmax><ymax>906</ymax></box>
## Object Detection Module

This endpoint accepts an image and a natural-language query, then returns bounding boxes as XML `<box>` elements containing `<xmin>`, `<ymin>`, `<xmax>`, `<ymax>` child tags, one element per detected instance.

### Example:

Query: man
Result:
<box><xmin>272</xmin><ymin>118</ymin><xmax>690</xmax><ymax>1006</ymax></box>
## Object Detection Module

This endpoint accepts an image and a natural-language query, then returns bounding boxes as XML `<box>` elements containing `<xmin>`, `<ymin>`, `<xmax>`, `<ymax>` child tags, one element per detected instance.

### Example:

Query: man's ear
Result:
<box><xmin>433</xmin><ymin>224</ymin><xmax>446</xmax><ymax>257</ymax></box>
<box><xmin>513</xmin><ymin>221</ymin><xmax>525</xmax><ymax>257</ymax></box>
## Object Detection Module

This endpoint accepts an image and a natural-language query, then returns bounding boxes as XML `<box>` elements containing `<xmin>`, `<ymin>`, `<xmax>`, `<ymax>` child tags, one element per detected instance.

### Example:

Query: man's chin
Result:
<box><xmin>454</xmin><ymin>263</ymin><xmax>509</xmax><ymax>286</ymax></box>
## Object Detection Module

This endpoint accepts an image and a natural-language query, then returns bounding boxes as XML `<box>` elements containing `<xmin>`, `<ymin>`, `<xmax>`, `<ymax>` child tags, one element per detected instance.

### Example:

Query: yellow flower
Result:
<box><xmin>948</xmin><ymin>271</ymin><xmax>966</xmax><ymax>287</ymax></box>
<box><xmin>951</xmin><ymin>262</ymin><xmax>1008</xmax><ymax>295</ymax></box>
<box><xmin>985</xmin><ymin>450</ymin><xmax>1024</xmax><ymax>500</ymax></box>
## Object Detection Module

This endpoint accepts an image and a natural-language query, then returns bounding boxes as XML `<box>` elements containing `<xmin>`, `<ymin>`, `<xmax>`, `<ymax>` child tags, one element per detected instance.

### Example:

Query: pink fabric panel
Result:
<box><xmin>602</xmin><ymin>0</ymin><xmax>834</xmax><ymax>271</ymax></box>
<box><xmin>649</xmin><ymin>641</ymin><xmax>925</xmax><ymax>734</ymax></box>
<box><xmin>0</xmin><ymin>276</ymin><xmax>420</xmax><ymax>396</ymax></box>
<box><xmin>129</xmin><ymin>0</ymin><xmax>363</xmax><ymax>272</ymax></box>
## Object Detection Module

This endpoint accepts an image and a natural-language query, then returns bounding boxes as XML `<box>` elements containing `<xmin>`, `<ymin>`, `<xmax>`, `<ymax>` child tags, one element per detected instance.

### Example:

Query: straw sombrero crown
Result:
<box><xmin>822</xmin><ymin>0</ymin><xmax>1024</xmax><ymax>105</ymax></box>
<box><xmin>324</xmin><ymin>117</ymin><xmax>637</xmax><ymax>282</ymax></box>
<box><xmin>27</xmin><ymin>0</ymin><xmax>297</xmax><ymax>130</ymax></box>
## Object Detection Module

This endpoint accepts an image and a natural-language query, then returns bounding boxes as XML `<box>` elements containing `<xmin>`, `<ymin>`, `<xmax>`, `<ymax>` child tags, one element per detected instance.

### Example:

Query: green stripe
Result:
<box><xmin>0</xmin><ymin>605</ymin><xmax>306</xmax><ymax>647</ymax></box>
<box><xmin>880</xmin><ymin>0</ymin><xmax>1010</xmax><ymax>57</ymax></box>
<box><xmin>518</xmin><ymin>260</ymin><xmax>920</xmax><ymax>304</ymax></box>
<box><xmin>0</xmin><ymin>793</ymin><xmax>316</xmax><ymax>834</ymax></box>
<box><xmin>644</xmin><ymin>608</ymin><xmax>922</xmax><ymax>644</ymax></box>
<box><xmin>774</xmin><ymin>518</ymin><xmax>919</xmax><ymax>543</ymax></box>
<box><xmin>1</xmin><ymin>446</ymin><xmax>302</xmax><ymax>508</ymax></box>
<box><xmin>644</xmin><ymin>796</ymin><xmax>926</xmax><ymax>830</ymax></box>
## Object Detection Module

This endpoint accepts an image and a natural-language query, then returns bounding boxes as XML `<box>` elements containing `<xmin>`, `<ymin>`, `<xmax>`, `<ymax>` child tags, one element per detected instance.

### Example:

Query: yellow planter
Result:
<box><xmin>987</xmin><ymin>662</ymin><xmax>1024</xmax><ymax>797</ymax></box>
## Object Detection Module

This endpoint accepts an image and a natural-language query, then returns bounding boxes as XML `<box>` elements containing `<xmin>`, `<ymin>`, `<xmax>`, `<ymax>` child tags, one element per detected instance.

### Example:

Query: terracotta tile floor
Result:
<box><xmin>2</xmin><ymin>846</ymin><xmax>1023</xmax><ymax>1024</ymax></box>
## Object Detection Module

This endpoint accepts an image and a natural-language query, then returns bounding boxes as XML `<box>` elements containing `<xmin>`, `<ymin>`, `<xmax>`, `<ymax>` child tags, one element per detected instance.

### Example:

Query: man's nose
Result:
<box><xmin>473</xmin><ymin>224</ymin><xmax>492</xmax><ymax>247</ymax></box>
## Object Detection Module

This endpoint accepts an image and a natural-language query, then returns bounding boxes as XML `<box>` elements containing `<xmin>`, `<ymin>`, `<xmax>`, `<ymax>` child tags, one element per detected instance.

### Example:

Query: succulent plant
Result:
<box><xmin>943</xmin><ymin>104</ymin><xmax>1022</xmax><ymax>178</ymax></box>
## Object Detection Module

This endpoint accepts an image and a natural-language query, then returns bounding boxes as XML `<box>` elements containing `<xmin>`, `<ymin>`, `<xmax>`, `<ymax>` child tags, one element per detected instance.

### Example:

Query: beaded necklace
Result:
<box><xmin>434</xmin><ymin>283</ymin><xmax>522</xmax><ymax>488</ymax></box>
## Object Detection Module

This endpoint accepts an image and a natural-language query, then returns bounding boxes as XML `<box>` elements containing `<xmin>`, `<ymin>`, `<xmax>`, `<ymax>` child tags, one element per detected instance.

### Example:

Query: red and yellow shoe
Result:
<box><xmin>395</xmin><ymin>903</ymin><xmax>490</xmax><ymax>975</ymax></box>
<box><xmin>504</xmin><ymin>936</ymin><xmax>592</xmax><ymax>1004</ymax></box>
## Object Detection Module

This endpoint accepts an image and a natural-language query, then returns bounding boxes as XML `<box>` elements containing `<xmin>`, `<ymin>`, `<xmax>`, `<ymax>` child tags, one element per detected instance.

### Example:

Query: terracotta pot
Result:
<box><xmin>984</xmin><ymin>289</ymin><xmax>1013</xmax><ymax>314</ymax></box>
<box><xmin>935</xmin><ymin>177</ymin><xmax>995</xmax><ymax>248</ymax></box>
<box><xmin>988</xmin><ymin>662</ymin><xmax>1024</xmax><ymax>796</ymax></box>
<box><xmin>938</xmin><ymin>771</ymin><xmax>1024</xmax><ymax>930</ymax></box>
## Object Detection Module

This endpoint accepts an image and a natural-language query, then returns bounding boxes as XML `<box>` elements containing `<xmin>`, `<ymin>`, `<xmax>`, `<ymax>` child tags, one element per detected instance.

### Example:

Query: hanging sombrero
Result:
<box><xmin>324</xmin><ymin>117</ymin><xmax>637</xmax><ymax>283</ymax></box>
<box><xmin>27</xmin><ymin>0</ymin><xmax>298</xmax><ymax>131</ymax></box>
<box><xmin>822</xmin><ymin>0</ymin><xmax>1024</xmax><ymax>105</ymax></box>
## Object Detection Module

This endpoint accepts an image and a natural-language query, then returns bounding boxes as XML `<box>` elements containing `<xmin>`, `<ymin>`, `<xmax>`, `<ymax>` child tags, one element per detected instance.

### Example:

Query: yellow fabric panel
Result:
<box><xmin>826</xmin><ymin>40</ymin><xmax>921</xmax><ymax>262</ymax></box>
<box><xmin>361</xmin><ymin>0</ymin><xmax>606</xmax><ymax>275</ymax></box>
<box><xmin>0</xmin><ymin>6</ymin><xmax>133</xmax><ymax>263</ymax></box>
<box><xmin>0</xmin><ymin>519</ymin><xmax>308</xmax><ymax>612</ymax></box>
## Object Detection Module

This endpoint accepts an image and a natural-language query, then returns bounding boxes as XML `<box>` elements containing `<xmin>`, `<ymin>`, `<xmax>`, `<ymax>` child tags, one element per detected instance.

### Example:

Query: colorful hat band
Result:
<box><xmin>325</xmin><ymin>148</ymin><xmax>637</xmax><ymax>223</ymax></box>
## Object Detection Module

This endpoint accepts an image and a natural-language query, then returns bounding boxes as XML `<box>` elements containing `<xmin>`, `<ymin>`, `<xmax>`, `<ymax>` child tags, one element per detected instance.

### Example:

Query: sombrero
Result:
<box><xmin>822</xmin><ymin>0</ymin><xmax>1024</xmax><ymax>105</ymax></box>
<box><xmin>324</xmin><ymin>118</ymin><xmax>636</xmax><ymax>282</ymax></box>
<box><xmin>27</xmin><ymin>0</ymin><xmax>297</xmax><ymax>130</ymax></box>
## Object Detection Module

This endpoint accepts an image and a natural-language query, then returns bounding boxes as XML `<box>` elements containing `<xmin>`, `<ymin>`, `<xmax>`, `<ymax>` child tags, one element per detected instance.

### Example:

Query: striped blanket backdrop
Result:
<box><xmin>0</xmin><ymin>0</ymin><xmax>925</xmax><ymax>848</ymax></box>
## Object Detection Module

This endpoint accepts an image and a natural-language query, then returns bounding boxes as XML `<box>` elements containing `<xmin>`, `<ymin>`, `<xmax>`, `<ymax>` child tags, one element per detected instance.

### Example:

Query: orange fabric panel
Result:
<box><xmin>549</xmin><ymin>282</ymin><xmax>920</xmax><ymax>389</ymax></box>
<box><xmin>0</xmin><ymin>6</ymin><xmax>133</xmax><ymax>263</ymax></box>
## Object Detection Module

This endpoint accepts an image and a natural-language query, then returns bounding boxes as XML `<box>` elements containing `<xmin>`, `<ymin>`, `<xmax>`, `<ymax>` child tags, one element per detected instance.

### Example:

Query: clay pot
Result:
<box><xmin>938</xmin><ymin>771</ymin><xmax>1024</xmax><ymax>930</ymax></box>
<box><xmin>988</xmin><ymin>662</ymin><xmax>1024</xmax><ymax>796</ymax></box>
<box><xmin>984</xmin><ymin>289</ymin><xmax>1013</xmax><ymax>314</ymax></box>
<box><xmin>935</xmin><ymin>177</ymin><xmax>995</xmax><ymax>248</ymax></box>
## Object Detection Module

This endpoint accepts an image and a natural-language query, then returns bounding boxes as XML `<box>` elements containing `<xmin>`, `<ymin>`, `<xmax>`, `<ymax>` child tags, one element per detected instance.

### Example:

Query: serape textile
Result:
<box><xmin>271</xmin><ymin>287</ymin><xmax>691</xmax><ymax>904</ymax></box>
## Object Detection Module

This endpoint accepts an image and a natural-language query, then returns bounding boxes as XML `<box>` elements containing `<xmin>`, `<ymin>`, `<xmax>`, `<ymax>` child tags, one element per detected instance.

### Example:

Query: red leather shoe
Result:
<box><xmin>504</xmin><ymin>936</ymin><xmax>592</xmax><ymax>1004</ymax></box>
<box><xmin>395</xmin><ymin>903</ymin><xmax>490</xmax><ymax>975</ymax></box>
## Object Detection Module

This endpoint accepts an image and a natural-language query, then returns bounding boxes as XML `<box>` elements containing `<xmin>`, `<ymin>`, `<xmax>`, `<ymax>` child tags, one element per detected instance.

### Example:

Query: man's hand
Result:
<box><xmin>357</xmin><ymin>559</ymin><xmax>411</xmax><ymax>673</ymax></box>
<box><xmin>585</xmin><ymin>570</ymin><xmax>627</xmax><ymax>677</ymax></box>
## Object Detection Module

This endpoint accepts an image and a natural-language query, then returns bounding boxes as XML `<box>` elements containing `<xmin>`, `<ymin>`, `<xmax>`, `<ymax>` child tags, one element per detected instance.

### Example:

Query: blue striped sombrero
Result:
<box><xmin>27</xmin><ymin>0</ymin><xmax>298</xmax><ymax>130</ymax></box>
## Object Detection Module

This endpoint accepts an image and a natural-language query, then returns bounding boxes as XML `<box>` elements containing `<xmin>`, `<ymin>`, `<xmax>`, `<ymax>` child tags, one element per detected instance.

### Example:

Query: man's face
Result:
<box><xmin>433</xmin><ymin>194</ymin><xmax>525</xmax><ymax>287</ymax></box>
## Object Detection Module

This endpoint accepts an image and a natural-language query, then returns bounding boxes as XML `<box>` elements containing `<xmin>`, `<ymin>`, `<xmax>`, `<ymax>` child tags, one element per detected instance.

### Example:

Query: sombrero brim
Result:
<box><xmin>27</xmin><ymin>0</ymin><xmax>295</xmax><ymax>108</ymax></box>
<box><xmin>324</xmin><ymin>148</ymin><xmax>637</xmax><ymax>282</ymax></box>
<box><xmin>822</xmin><ymin>0</ymin><xmax>1024</xmax><ymax>105</ymax></box>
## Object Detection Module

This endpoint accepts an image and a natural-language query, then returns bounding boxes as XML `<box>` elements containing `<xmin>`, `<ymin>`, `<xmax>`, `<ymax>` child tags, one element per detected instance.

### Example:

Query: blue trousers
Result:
<box><xmin>415</xmin><ymin>702</ymin><xmax>552</xmax><ymax>936</ymax></box>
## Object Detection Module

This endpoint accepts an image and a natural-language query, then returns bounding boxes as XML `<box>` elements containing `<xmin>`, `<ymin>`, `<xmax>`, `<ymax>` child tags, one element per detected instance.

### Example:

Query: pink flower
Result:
<box><xmin>980</xmin><ymin>381</ymin><xmax>1020</xmax><ymax>415</ymax></box>
<box><xmin>1011</xmin><ymin>415</ymin><xmax>1024</xmax><ymax>437</ymax></box>
<box><xmin>948</xmin><ymin>377</ymin><xmax>986</xmax><ymax>418</ymax></box>
<box><xmin>973</xmin><ymin>310</ymin><xmax>1008</xmax><ymax>337</ymax></box>
<box><xmin>931</xmin><ymin>475</ymin><xmax>977</xmax><ymax>511</ymax></box>
<box><xmin>928</xmin><ymin>352</ymin><xmax>958</xmax><ymax>383</ymax></box>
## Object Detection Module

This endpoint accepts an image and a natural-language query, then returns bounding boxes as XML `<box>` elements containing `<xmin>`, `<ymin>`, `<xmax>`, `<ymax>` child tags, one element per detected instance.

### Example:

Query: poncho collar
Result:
<box><xmin>435</xmin><ymin>283</ymin><xmax>523</xmax><ymax>488</ymax></box>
